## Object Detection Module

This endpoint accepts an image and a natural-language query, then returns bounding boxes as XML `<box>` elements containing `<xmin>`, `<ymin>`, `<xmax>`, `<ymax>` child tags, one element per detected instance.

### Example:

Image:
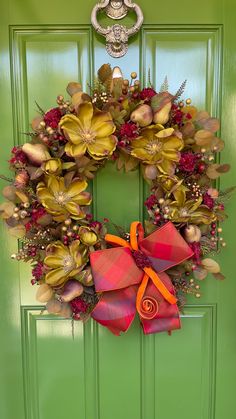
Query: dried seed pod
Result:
<box><xmin>36</xmin><ymin>283</ymin><xmax>54</xmax><ymax>303</ymax></box>
<box><xmin>130</xmin><ymin>104</ymin><xmax>153</xmax><ymax>127</ymax></box>
<box><xmin>153</xmin><ymin>102</ymin><xmax>172</xmax><ymax>124</ymax></box>
<box><xmin>22</xmin><ymin>143</ymin><xmax>50</xmax><ymax>166</ymax></box>
<box><xmin>59</xmin><ymin>303</ymin><xmax>72</xmax><ymax>318</ymax></box>
<box><xmin>201</xmin><ymin>258</ymin><xmax>220</xmax><ymax>273</ymax></box>
<box><xmin>193</xmin><ymin>267</ymin><xmax>208</xmax><ymax>281</ymax></box>
<box><xmin>145</xmin><ymin>165</ymin><xmax>158</xmax><ymax>180</ymax></box>
<box><xmin>59</xmin><ymin>280</ymin><xmax>84</xmax><ymax>303</ymax></box>
<box><xmin>184</xmin><ymin>225</ymin><xmax>201</xmax><ymax>243</ymax></box>
<box><xmin>46</xmin><ymin>299</ymin><xmax>62</xmax><ymax>314</ymax></box>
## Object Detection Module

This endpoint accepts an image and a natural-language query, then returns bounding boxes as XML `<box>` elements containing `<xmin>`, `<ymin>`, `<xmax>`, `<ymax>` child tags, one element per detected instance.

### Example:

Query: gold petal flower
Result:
<box><xmin>42</xmin><ymin>158</ymin><xmax>62</xmax><ymax>175</ymax></box>
<box><xmin>37</xmin><ymin>175</ymin><xmax>91</xmax><ymax>222</ymax></box>
<box><xmin>168</xmin><ymin>196</ymin><xmax>216</xmax><ymax>225</ymax></box>
<box><xmin>79</xmin><ymin>226</ymin><xmax>98</xmax><ymax>246</ymax></box>
<box><xmin>44</xmin><ymin>240</ymin><xmax>88</xmax><ymax>287</ymax></box>
<box><xmin>131</xmin><ymin>127</ymin><xmax>183</xmax><ymax>174</ymax></box>
<box><xmin>158</xmin><ymin>174</ymin><xmax>189</xmax><ymax>203</ymax></box>
<box><xmin>59</xmin><ymin>102</ymin><xmax>117</xmax><ymax>159</ymax></box>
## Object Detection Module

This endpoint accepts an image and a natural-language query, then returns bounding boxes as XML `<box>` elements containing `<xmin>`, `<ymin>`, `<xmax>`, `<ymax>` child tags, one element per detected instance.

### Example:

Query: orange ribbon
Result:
<box><xmin>105</xmin><ymin>221</ymin><xmax>177</xmax><ymax>319</ymax></box>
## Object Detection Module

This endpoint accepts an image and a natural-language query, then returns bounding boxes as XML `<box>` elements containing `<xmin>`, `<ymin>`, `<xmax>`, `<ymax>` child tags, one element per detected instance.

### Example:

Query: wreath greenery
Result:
<box><xmin>0</xmin><ymin>64</ymin><xmax>234</xmax><ymax>335</ymax></box>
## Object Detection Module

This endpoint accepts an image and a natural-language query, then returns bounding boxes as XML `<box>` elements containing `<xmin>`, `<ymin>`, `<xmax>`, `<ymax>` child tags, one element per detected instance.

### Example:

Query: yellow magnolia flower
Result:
<box><xmin>44</xmin><ymin>240</ymin><xmax>88</xmax><ymax>287</ymax></box>
<box><xmin>158</xmin><ymin>174</ymin><xmax>189</xmax><ymax>203</ymax></box>
<box><xmin>59</xmin><ymin>102</ymin><xmax>117</xmax><ymax>159</ymax></box>
<box><xmin>37</xmin><ymin>175</ymin><xmax>91</xmax><ymax>222</ymax></box>
<box><xmin>167</xmin><ymin>196</ymin><xmax>216</xmax><ymax>225</ymax></box>
<box><xmin>131</xmin><ymin>127</ymin><xmax>183</xmax><ymax>174</ymax></box>
<box><xmin>79</xmin><ymin>226</ymin><xmax>98</xmax><ymax>246</ymax></box>
<box><xmin>42</xmin><ymin>158</ymin><xmax>62</xmax><ymax>175</ymax></box>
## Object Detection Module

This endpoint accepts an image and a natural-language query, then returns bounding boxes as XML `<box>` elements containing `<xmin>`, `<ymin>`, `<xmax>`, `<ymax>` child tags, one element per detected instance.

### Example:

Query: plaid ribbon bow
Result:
<box><xmin>90</xmin><ymin>221</ymin><xmax>194</xmax><ymax>335</ymax></box>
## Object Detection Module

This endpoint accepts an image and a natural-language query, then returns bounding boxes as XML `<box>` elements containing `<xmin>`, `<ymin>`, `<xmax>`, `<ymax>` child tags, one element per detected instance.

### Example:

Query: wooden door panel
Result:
<box><xmin>22</xmin><ymin>305</ymin><xmax>216</xmax><ymax>419</ymax></box>
<box><xmin>11</xmin><ymin>27</ymin><xmax>92</xmax><ymax>148</ymax></box>
<box><xmin>142</xmin><ymin>26</ymin><xmax>222</xmax><ymax>113</ymax></box>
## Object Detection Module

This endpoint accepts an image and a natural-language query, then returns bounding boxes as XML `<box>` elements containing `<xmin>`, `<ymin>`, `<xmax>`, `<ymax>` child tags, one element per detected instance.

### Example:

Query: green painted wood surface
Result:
<box><xmin>0</xmin><ymin>1</ymin><xmax>236</xmax><ymax>418</ymax></box>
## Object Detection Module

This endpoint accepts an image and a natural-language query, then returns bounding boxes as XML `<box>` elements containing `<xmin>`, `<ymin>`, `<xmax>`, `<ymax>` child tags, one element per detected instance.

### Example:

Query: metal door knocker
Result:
<box><xmin>91</xmin><ymin>0</ymin><xmax>144</xmax><ymax>58</ymax></box>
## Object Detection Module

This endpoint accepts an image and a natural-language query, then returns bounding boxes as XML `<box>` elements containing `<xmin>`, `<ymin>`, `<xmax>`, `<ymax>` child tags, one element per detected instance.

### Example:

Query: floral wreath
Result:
<box><xmin>0</xmin><ymin>64</ymin><xmax>234</xmax><ymax>335</ymax></box>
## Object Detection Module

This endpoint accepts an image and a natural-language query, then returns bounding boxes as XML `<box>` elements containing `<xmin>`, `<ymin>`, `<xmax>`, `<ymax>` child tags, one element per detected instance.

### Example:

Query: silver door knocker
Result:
<box><xmin>91</xmin><ymin>0</ymin><xmax>144</xmax><ymax>58</ymax></box>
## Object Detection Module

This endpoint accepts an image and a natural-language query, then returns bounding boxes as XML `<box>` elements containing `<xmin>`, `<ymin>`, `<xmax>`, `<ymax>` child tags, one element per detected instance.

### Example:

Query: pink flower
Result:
<box><xmin>207</xmin><ymin>188</ymin><xmax>219</xmax><ymax>199</ymax></box>
<box><xmin>70</xmin><ymin>297</ymin><xmax>88</xmax><ymax>314</ymax></box>
<box><xmin>44</xmin><ymin>108</ymin><xmax>62</xmax><ymax>129</ymax></box>
<box><xmin>14</xmin><ymin>170</ymin><xmax>29</xmax><ymax>188</ymax></box>
<box><xmin>144</xmin><ymin>194</ymin><xmax>157</xmax><ymax>210</ymax></box>
<box><xmin>139</xmin><ymin>88</ymin><xmax>156</xmax><ymax>101</ymax></box>
<box><xmin>179</xmin><ymin>152</ymin><xmax>198</xmax><ymax>173</ymax></box>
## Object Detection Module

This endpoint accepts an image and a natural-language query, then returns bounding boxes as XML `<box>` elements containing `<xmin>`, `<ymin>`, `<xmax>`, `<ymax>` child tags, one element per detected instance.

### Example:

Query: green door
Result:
<box><xmin>1</xmin><ymin>1</ymin><xmax>236</xmax><ymax>418</ymax></box>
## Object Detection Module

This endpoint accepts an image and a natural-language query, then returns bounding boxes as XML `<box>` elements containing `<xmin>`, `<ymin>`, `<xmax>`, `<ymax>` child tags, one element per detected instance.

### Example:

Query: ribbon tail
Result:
<box><xmin>141</xmin><ymin>314</ymin><xmax>181</xmax><ymax>335</ymax></box>
<box><xmin>139</xmin><ymin>272</ymin><xmax>181</xmax><ymax>335</ymax></box>
<box><xmin>91</xmin><ymin>285</ymin><xmax>137</xmax><ymax>335</ymax></box>
<box><xmin>144</xmin><ymin>266</ymin><xmax>177</xmax><ymax>305</ymax></box>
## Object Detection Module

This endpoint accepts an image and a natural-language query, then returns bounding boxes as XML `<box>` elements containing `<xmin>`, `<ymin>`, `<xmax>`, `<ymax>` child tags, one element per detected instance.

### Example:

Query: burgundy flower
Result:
<box><xmin>185</xmin><ymin>113</ymin><xmax>192</xmax><ymax>120</ymax></box>
<box><xmin>44</xmin><ymin>108</ymin><xmax>62</xmax><ymax>129</ymax></box>
<box><xmin>9</xmin><ymin>147</ymin><xmax>27</xmax><ymax>165</ymax></box>
<box><xmin>139</xmin><ymin>88</ymin><xmax>156</xmax><ymax>101</ymax></box>
<box><xmin>120</xmin><ymin>122</ymin><xmax>139</xmax><ymax>140</ymax></box>
<box><xmin>171</xmin><ymin>104</ymin><xmax>184</xmax><ymax>126</ymax></box>
<box><xmin>179</xmin><ymin>152</ymin><xmax>198</xmax><ymax>173</ymax></box>
<box><xmin>25</xmin><ymin>222</ymin><xmax>32</xmax><ymax>231</ymax></box>
<box><xmin>70</xmin><ymin>297</ymin><xmax>89</xmax><ymax>314</ymax></box>
<box><xmin>31</xmin><ymin>207</ymin><xmax>47</xmax><ymax>223</ymax></box>
<box><xmin>144</xmin><ymin>194</ymin><xmax>157</xmax><ymax>210</ymax></box>
<box><xmin>32</xmin><ymin>262</ymin><xmax>44</xmax><ymax>280</ymax></box>
<box><xmin>132</xmin><ymin>250</ymin><xmax>152</xmax><ymax>269</ymax></box>
<box><xmin>189</xmin><ymin>242</ymin><xmax>201</xmax><ymax>265</ymax></box>
<box><xmin>203</xmin><ymin>193</ymin><xmax>215</xmax><ymax>209</ymax></box>
<box><xmin>85</xmin><ymin>213</ymin><xmax>93</xmax><ymax>221</ymax></box>
<box><xmin>89</xmin><ymin>221</ymin><xmax>103</xmax><ymax>231</ymax></box>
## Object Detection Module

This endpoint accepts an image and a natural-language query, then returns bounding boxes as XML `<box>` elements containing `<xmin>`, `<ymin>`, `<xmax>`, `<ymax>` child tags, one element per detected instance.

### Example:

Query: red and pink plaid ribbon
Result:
<box><xmin>90</xmin><ymin>221</ymin><xmax>193</xmax><ymax>335</ymax></box>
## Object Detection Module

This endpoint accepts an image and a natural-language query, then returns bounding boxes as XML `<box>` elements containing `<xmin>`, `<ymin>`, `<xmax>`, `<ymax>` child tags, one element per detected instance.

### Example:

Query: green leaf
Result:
<box><xmin>125</xmin><ymin>156</ymin><xmax>139</xmax><ymax>172</ymax></box>
<box><xmin>112</xmin><ymin>78</ymin><xmax>123</xmax><ymax>101</ymax></box>
<box><xmin>174</xmin><ymin>80</ymin><xmax>187</xmax><ymax>100</ymax></box>
<box><xmin>212</xmin><ymin>272</ymin><xmax>225</xmax><ymax>280</ymax></box>
<box><xmin>206</xmin><ymin>163</ymin><xmax>230</xmax><ymax>179</ymax></box>
<box><xmin>216</xmin><ymin>163</ymin><xmax>230</xmax><ymax>173</ymax></box>
<box><xmin>217</xmin><ymin>186</ymin><xmax>236</xmax><ymax>204</ymax></box>
<box><xmin>160</xmin><ymin>76</ymin><xmax>169</xmax><ymax>92</ymax></box>
<box><xmin>144</xmin><ymin>220</ymin><xmax>156</xmax><ymax>235</ymax></box>
<box><xmin>151</xmin><ymin>92</ymin><xmax>173</xmax><ymax>112</ymax></box>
